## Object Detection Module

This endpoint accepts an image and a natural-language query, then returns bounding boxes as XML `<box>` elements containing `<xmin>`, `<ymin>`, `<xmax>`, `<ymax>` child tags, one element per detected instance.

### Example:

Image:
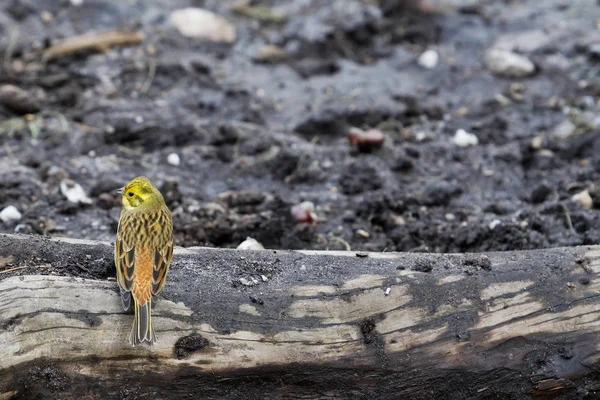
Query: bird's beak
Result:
<box><xmin>115</xmin><ymin>187</ymin><xmax>125</xmax><ymax>195</ymax></box>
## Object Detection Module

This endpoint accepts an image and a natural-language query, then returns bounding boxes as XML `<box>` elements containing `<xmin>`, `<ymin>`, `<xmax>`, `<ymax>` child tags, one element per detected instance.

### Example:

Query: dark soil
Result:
<box><xmin>1</xmin><ymin>0</ymin><xmax>600</xmax><ymax>253</ymax></box>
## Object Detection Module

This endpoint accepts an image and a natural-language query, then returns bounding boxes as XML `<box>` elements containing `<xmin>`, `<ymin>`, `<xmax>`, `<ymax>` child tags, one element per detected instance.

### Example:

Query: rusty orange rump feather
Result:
<box><xmin>114</xmin><ymin>176</ymin><xmax>173</xmax><ymax>346</ymax></box>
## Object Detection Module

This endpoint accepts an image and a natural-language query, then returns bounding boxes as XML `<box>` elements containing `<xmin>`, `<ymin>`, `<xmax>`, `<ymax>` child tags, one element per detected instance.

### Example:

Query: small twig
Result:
<box><xmin>560</xmin><ymin>203</ymin><xmax>575</xmax><ymax>233</ymax></box>
<box><xmin>54</xmin><ymin>112</ymin><xmax>70</xmax><ymax>135</ymax></box>
<box><xmin>328</xmin><ymin>236</ymin><xmax>351</xmax><ymax>252</ymax></box>
<box><xmin>27</xmin><ymin>119</ymin><xmax>41</xmax><ymax>140</ymax></box>
<box><xmin>0</xmin><ymin>265</ymin><xmax>28</xmax><ymax>274</ymax></box>
<box><xmin>117</xmin><ymin>145</ymin><xmax>142</xmax><ymax>156</ymax></box>
<box><xmin>43</xmin><ymin>30</ymin><xmax>145</xmax><ymax>61</ymax></box>
<box><xmin>231</xmin><ymin>1</ymin><xmax>287</xmax><ymax>23</ymax></box>
<box><xmin>140</xmin><ymin>59</ymin><xmax>157</xmax><ymax>95</ymax></box>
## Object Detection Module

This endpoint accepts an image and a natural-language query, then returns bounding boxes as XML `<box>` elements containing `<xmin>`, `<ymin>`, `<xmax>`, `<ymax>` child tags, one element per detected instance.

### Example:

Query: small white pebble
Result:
<box><xmin>40</xmin><ymin>11</ymin><xmax>54</xmax><ymax>22</ymax></box>
<box><xmin>15</xmin><ymin>224</ymin><xmax>28</xmax><ymax>232</ymax></box>
<box><xmin>572</xmin><ymin>190</ymin><xmax>593</xmax><ymax>209</ymax></box>
<box><xmin>239</xmin><ymin>277</ymin><xmax>254</xmax><ymax>286</ymax></box>
<box><xmin>167</xmin><ymin>153</ymin><xmax>181</xmax><ymax>166</ymax></box>
<box><xmin>237</xmin><ymin>237</ymin><xmax>265</xmax><ymax>250</ymax></box>
<box><xmin>187</xmin><ymin>204</ymin><xmax>201</xmax><ymax>213</ymax></box>
<box><xmin>445</xmin><ymin>213</ymin><xmax>456</xmax><ymax>221</ymax></box>
<box><xmin>453</xmin><ymin>129</ymin><xmax>479</xmax><ymax>147</ymax></box>
<box><xmin>489</xmin><ymin>219</ymin><xmax>501</xmax><ymax>230</ymax></box>
<box><xmin>394</xmin><ymin>215</ymin><xmax>406</xmax><ymax>225</ymax></box>
<box><xmin>170</xmin><ymin>7</ymin><xmax>236</xmax><ymax>42</ymax></box>
<box><xmin>60</xmin><ymin>179</ymin><xmax>92</xmax><ymax>205</ymax></box>
<box><xmin>0</xmin><ymin>206</ymin><xmax>22</xmax><ymax>223</ymax></box>
<box><xmin>418</xmin><ymin>49</ymin><xmax>439</xmax><ymax>69</ymax></box>
<box><xmin>485</xmin><ymin>49</ymin><xmax>535</xmax><ymax>78</ymax></box>
<box><xmin>134</xmin><ymin>115</ymin><xmax>144</xmax><ymax>124</ymax></box>
<box><xmin>415</xmin><ymin>131</ymin><xmax>428</xmax><ymax>141</ymax></box>
<box><xmin>384</xmin><ymin>287</ymin><xmax>391</xmax><ymax>296</ymax></box>
<box><xmin>530</xmin><ymin>135</ymin><xmax>544</xmax><ymax>149</ymax></box>
<box><xmin>356</xmin><ymin>229</ymin><xmax>370</xmax><ymax>238</ymax></box>
<box><xmin>261</xmin><ymin>275</ymin><xmax>268</xmax><ymax>282</ymax></box>
<box><xmin>70</xmin><ymin>0</ymin><xmax>83</xmax><ymax>5</ymax></box>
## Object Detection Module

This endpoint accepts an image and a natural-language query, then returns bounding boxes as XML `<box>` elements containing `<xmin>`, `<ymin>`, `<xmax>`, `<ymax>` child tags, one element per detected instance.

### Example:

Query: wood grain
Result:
<box><xmin>0</xmin><ymin>234</ymin><xmax>599</xmax><ymax>399</ymax></box>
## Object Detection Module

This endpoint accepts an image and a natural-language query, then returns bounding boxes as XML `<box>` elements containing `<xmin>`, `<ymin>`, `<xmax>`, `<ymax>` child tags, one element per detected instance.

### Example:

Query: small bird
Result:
<box><xmin>114</xmin><ymin>176</ymin><xmax>173</xmax><ymax>346</ymax></box>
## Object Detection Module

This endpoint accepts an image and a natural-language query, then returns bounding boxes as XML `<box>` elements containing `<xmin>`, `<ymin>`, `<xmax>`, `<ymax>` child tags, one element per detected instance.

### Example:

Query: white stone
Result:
<box><xmin>60</xmin><ymin>179</ymin><xmax>92</xmax><ymax>205</ymax></box>
<box><xmin>239</xmin><ymin>277</ymin><xmax>255</xmax><ymax>286</ymax></box>
<box><xmin>453</xmin><ymin>129</ymin><xmax>479</xmax><ymax>147</ymax></box>
<box><xmin>70</xmin><ymin>0</ymin><xmax>83</xmax><ymax>5</ymax></box>
<box><xmin>552</xmin><ymin>120</ymin><xmax>576</xmax><ymax>139</ymax></box>
<box><xmin>170</xmin><ymin>8</ymin><xmax>236</xmax><ymax>43</ymax></box>
<box><xmin>530</xmin><ymin>135</ymin><xmax>544</xmax><ymax>149</ymax></box>
<box><xmin>489</xmin><ymin>219</ymin><xmax>501</xmax><ymax>230</ymax></box>
<box><xmin>0</xmin><ymin>206</ymin><xmax>22</xmax><ymax>223</ymax></box>
<box><xmin>237</xmin><ymin>237</ymin><xmax>265</xmax><ymax>251</ymax></box>
<box><xmin>15</xmin><ymin>224</ymin><xmax>28</xmax><ymax>233</ymax></box>
<box><xmin>167</xmin><ymin>153</ymin><xmax>181</xmax><ymax>166</ymax></box>
<box><xmin>418</xmin><ymin>49</ymin><xmax>439</xmax><ymax>69</ymax></box>
<box><xmin>572</xmin><ymin>190</ymin><xmax>593</xmax><ymax>209</ymax></box>
<box><xmin>415</xmin><ymin>131</ymin><xmax>429</xmax><ymax>141</ymax></box>
<box><xmin>485</xmin><ymin>49</ymin><xmax>535</xmax><ymax>78</ymax></box>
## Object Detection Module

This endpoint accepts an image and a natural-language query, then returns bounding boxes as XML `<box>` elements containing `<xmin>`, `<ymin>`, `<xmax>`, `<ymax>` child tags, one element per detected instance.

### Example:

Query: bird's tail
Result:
<box><xmin>129</xmin><ymin>298</ymin><xmax>156</xmax><ymax>346</ymax></box>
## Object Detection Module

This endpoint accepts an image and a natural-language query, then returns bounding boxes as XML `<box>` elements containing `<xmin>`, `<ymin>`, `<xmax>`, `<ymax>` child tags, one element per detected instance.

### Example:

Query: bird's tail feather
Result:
<box><xmin>120</xmin><ymin>285</ymin><xmax>131</xmax><ymax>311</ymax></box>
<box><xmin>129</xmin><ymin>298</ymin><xmax>156</xmax><ymax>346</ymax></box>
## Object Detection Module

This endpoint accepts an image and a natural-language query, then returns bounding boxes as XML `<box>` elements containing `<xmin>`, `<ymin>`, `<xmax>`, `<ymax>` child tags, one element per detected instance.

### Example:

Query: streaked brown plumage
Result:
<box><xmin>114</xmin><ymin>176</ymin><xmax>173</xmax><ymax>346</ymax></box>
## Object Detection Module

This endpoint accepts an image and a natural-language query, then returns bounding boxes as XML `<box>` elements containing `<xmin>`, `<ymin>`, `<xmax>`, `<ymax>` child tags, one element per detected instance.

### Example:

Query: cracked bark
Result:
<box><xmin>1</xmin><ymin>234</ymin><xmax>600</xmax><ymax>399</ymax></box>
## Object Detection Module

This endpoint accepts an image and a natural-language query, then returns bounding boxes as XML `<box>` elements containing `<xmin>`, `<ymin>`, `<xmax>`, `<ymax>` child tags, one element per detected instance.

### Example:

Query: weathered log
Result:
<box><xmin>1</xmin><ymin>233</ymin><xmax>599</xmax><ymax>399</ymax></box>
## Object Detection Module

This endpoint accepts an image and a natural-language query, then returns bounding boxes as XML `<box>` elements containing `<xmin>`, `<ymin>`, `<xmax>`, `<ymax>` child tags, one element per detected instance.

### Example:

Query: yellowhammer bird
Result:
<box><xmin>114</xmin><ymin>176</ymin><xmax>173</xmax><ymax>346</ymax></box>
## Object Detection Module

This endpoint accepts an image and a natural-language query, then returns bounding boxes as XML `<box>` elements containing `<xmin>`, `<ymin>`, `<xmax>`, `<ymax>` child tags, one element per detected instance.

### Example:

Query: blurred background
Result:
<box><xmin>0</xmin><ymin>0</ymin><xmax>599</xmax><ymax>253</ymax></box>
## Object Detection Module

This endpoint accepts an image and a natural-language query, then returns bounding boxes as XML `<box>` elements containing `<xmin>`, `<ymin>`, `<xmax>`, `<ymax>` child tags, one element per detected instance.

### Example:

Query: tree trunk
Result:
<box><xmin>1</xmin><ymin>233</ymin><xmax>599</xmax><ymax>399</ymax></box>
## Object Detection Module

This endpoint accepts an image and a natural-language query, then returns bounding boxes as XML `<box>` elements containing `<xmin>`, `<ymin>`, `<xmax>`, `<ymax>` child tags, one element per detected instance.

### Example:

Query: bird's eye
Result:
<box><xmin>128</xmin><ymin>192</ymin><xmax>134</xmax><ymax>197</ymax></box>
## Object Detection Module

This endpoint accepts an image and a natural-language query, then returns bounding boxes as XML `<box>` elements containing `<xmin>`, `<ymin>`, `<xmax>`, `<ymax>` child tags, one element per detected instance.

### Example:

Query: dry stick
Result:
<box><xmin>140</xmin><ymin>59</ymin><xmax>157</xmax><ymax>95</ymax></box>
<box><xmin>0</xmin><ymin>265</ymin><xmax>28</xmax><ymax>274</ymax></box>
<box><xmin>43</xmin><ymin>30</ymin><xmax>145</xmax><ymax>61</ymax></box>
<box><xmin>560</xmin><ymin>203</ymin><xmax>575</xmax><ymax>233</ymax></box>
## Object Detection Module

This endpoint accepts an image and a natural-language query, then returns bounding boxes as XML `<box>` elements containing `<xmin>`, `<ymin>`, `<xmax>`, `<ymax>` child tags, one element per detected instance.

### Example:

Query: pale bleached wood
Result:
<box><xmin>0</xmin><ymin>233</ymin><xmax>599</xmax><ymax>399</ymax></box>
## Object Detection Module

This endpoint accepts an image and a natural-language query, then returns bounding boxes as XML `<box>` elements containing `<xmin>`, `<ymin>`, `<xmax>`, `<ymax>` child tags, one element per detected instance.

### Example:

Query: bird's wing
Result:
<box><xmin>152</xmin><ymin>232</ymin><xmax>173</xmax><ymax>296</ymax></box>
<box><xmin>115</xmin><ymin>218</ymin><xmax>135</xmax><ymax>310</ymax></box>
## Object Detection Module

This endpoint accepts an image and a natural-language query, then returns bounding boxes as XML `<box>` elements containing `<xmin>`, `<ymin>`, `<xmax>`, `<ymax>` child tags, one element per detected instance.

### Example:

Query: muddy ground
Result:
<box><xmin>1</xmin><ymin>0</ymin><xmax>600</xmax><ymax>253</ymax></box>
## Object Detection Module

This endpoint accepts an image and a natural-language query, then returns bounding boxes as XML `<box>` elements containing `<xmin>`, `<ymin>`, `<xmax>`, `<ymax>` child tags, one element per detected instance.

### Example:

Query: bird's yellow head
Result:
<box><xmin>116</xmin><ymin>176</ymin><xmax>164</xmax><ymax>211</ymax></box>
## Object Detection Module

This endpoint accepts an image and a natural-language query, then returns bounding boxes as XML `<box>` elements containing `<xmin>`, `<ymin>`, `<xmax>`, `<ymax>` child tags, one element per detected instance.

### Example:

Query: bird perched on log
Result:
<box><xmin>114</xmin><ymin>176</ymin><xmax>173</xmax><ymax>346</ymax></box>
